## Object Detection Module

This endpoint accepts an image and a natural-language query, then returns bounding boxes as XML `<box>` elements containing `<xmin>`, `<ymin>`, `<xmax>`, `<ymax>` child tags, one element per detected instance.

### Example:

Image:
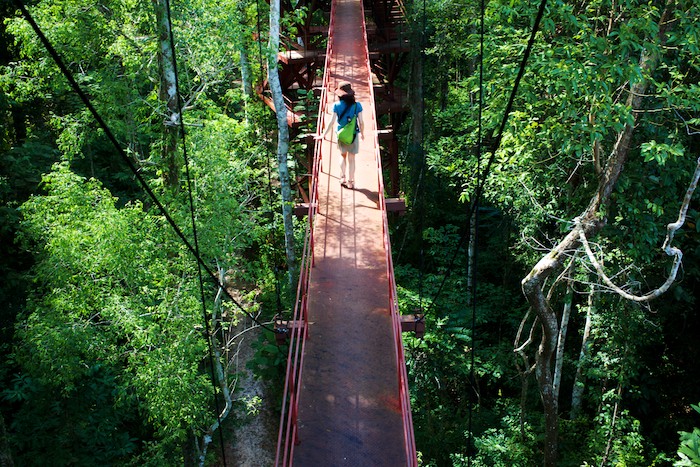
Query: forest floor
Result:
<box><xmin>223</xmin><ymin>321</ymin><xmax>277</xmax><ymax>466</ymax></box>
<box><xmin>216</xmin><ymin>280</ymin><xmax>278</xmax><ymax>467</ymax></box>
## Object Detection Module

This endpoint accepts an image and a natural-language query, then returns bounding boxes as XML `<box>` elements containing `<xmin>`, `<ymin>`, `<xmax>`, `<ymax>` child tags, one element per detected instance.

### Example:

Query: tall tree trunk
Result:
<box><xmin>570</xmin><ymin>286</ymin><xmax>594</xmax><ymax>419</ymax></box>
<box><xmin>237</xmin><ymin>0</ymin><xmax>254</xmax><ymax>100</ymax></box>
<box><xmin>520</xmin><ymin>4</ymin><xmax>672</xmax><ymax>465</ymax></box>
<box><xmin>153</xmin><ymin>0</ymin><xmax>181</xmax><ymax>189</ymax></box>
<box><xmin>268</xmin><ymin>0</ymin><xmax>296</xmax><ymax>288</ymax></box>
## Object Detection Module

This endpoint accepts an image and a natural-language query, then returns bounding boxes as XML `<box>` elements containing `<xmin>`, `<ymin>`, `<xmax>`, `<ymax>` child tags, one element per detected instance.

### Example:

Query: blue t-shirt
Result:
<box><xmin>333</xmin><ymin>101</ymin><xmax>362</xmax><ymax>133</ymax></box>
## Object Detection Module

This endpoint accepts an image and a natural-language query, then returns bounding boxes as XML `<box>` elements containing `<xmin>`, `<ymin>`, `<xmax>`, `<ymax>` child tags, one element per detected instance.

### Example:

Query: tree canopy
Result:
<box><xmin>1</xmin><ymin>0</ymin><xmax>700</xmax><ymax>464</ymax></box>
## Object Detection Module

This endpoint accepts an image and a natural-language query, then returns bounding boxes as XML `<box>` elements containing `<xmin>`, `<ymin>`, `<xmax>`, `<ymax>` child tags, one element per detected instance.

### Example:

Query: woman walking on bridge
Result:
<box><xmin>317</xmin><ymin>81</ymin><xmax>364</xmax><ymax>189</ymax></box>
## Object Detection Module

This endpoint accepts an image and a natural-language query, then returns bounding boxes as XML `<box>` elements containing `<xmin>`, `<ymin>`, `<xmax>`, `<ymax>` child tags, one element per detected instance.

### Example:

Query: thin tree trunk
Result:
<box><xmin>520</xmin><ymin>5</ymin><xmax>673</xmax><ymax>465</ymax></box>
<box><xmin>570</xmin><ymin>286</ymin><xmax>594</xmax><ymax>419</ymax></box>
<box><xmin>153</xmin><ymin>0</ymin><xmax>181</xmax><ymax>189</ymax></box>
<box><xmin>0</xmin><ymin>412</ymin><xmax>14</xmax><ymax>467</ymax></box>
<box><xmin>268</xmin><ymin>0</ymin><xmax>296</xmax><ymax>288</ymax></box>
<box><xmin>553</xmin><ymin>283</ymin><xmax>573</xmax><ymax>402</ymax></box>
<box><xmin>197</xmin><ymin>270</ymin><xmax>234</xmax><ymax>467</ymax></box>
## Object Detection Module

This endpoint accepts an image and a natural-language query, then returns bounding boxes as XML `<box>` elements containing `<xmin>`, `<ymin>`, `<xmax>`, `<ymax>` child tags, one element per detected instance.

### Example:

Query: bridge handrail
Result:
<box><xmin>359</xmin><ymin>4</ymin><xmax>418</xmax><ymax>466</ymax></box>
<box><xmin>274</xmin><ymin>0</ymin><xmax>336</xmax><ymax>464</ymax></box>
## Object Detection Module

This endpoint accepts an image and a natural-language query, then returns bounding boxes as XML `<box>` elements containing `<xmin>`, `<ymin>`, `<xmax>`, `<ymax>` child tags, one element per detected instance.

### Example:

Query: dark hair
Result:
<box><xmin>339</xmin><ymin>94</ymin><xmax>356</xmax><ymax>105</ymax></box>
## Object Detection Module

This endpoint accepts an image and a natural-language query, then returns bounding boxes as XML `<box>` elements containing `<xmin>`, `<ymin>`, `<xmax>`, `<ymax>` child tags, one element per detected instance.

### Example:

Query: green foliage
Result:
<box><xmin>0</xmin><ymin>141</ymin><xmax>60</xmax><ymax>376</ymax></box>
<box><xmin>4</xmin><ymin>119</ymin><xmax>286</xmax><ymax>463</ymax></box>
<box><xmin>184</xmin><ymin>115</ymin><xmax>274</xmax><ymax>275</ymax></box>
<box><xmin>583</xmin><ymin>403</ymin><xmax>647</xmax><ymax>466</ymax></box>
<box><xmin>396</xmin><ymin>215</ymin><xmax>526</xmax><ymax>465</ymax></box>
<box><xmin>396</xmin><ymin>0</ymin><xmax>700</xmax><ymax>464</ymax></box>
<box><xmin>1</xmin><ymin>140</ymin><xmax>59</xmax><ymax>198</ymax></box>
<box><xmin>3</xmin><ymin>0</ymin><xmax>700</xmax><ymax>463</ymax></box>
<box><xmin>246</xmin><ymin>330</ymin><xmax>287</xmax><ymax>381</ymax></box>
<box><xmin>419</xmin><ymin>0</ymin><xmax>700</xmax><ymax>268</ymax></box>
<box><xmin>1</xmin><ymin>0</ymin><xmax>294</xmax><ymax>462</ymax></box>
<box><xmin>675</xmin><ymin>404</ymin><xmax>700</xmax><ymax>466</ymax></box>
<box><xmin>456</xmin><ymin>407</ymin><xmax>538</xmax><ymax>467</ymax></box>
<box><xmin>4</xmin><ymin>0</ymin><xmax>158</xmax><ymax>159</ymax></box>
<box><xmin>7</xmin><ymin>163</ymin><xmax>216</xmax><ymax>462</ymax></box>
<box><xmin>4</xmin><ymin>369</ymin><xmax>138</xmax><ymax>465</ymax></box>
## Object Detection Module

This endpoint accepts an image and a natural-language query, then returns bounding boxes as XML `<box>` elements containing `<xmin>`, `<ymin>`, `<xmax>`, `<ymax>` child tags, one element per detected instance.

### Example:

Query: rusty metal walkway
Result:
<box><xmin>275</xmin><ymin>0</ymin><xmax>417</xmax><ymax>464</ymax></box>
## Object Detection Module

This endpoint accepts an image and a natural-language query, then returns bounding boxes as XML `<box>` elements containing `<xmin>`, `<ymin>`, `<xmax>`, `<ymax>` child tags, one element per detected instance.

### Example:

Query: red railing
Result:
<box><xmin>358</xmin><ymin>2</ymin><xmax>418</xmax><ymax>465</ymax></box>
<box><xmin>274</xmin><ymin>1</ymin><xmax>336</xmax><ymax>464</ymax></box>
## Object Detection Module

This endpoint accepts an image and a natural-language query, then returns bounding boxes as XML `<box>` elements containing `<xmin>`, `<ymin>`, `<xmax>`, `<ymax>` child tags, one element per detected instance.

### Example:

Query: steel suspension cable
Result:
<box><xmin>424</xmin><ymin>0</ymin><xmax>548</xmax><ymax>316</ymax></box>
<box><xmin>410</xmin><ymin>0</ymin><xmax>428</xmax><ymax>320</ymax></box>
<box><xmin>256</xmin><ymin>0</ymin><xmax>265</xmax><ymax>80</ymax></box>
<box><xmin>163</xmin><ymin>0</ymin><xmax>227</xmax><ymax>461</ymax></box>
<box><xmin>11</xmin><ymin>0</ymin><xmax>279</xmax><ymax>337</ymax></box>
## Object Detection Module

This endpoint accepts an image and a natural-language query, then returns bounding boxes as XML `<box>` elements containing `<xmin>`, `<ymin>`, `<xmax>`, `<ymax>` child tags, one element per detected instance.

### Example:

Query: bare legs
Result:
<box><xmin>339</xmin><ymin>152</ymin><xmax>348</xmax><ymax>182</ymax></box>
<box><xmin>339</xmin><ymin>152</ymin><xmax>356</xmax><ymax>189</ymax></box>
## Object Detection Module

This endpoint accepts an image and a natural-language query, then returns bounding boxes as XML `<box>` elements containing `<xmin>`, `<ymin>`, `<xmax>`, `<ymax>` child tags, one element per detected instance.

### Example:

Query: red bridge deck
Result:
<box><xmin>275</xmin><ymin>0</ymin><xmax>416</xmax><ymax>464</ymax></box>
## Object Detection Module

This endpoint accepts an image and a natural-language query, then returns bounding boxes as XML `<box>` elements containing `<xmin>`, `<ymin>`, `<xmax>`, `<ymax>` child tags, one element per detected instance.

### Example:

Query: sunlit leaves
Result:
<box><xmin>676</xmin><ymin>404</ymin><xmax>700</xmax><ymax>466</ymax></box>
<box><xmin>12</xmin><ymin>163</ymin><xmax>217</xmax><ymax>461</ymax></box>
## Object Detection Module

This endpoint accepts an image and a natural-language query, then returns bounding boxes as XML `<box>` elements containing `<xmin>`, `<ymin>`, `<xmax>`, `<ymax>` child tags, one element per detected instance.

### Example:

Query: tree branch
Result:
<box><xmin>576</xmin><ymin>156</ymin><xmax>700</xmax><ymax>302</ymax></box>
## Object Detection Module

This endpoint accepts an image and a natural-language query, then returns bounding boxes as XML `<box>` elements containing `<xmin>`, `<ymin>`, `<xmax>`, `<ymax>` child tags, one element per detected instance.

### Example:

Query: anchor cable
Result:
<box><xmin>467</xmin><ymin>0</ymin><xmax>486</xmax><ymax>462</ymax></box>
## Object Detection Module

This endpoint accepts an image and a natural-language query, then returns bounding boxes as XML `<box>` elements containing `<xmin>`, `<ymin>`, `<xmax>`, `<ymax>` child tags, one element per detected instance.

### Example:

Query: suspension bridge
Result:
<box><xmin>274</xmin><ymin>0</ymin><xmax>418</xmax><ymax>464</ymax></box>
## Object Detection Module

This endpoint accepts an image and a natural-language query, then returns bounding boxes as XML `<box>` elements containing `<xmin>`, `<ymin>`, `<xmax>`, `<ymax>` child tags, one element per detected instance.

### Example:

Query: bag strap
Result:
<box><xmin>338</xmin><ymin>102</ymin><xmax>356</xmax><ymax>121</ymax></box>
